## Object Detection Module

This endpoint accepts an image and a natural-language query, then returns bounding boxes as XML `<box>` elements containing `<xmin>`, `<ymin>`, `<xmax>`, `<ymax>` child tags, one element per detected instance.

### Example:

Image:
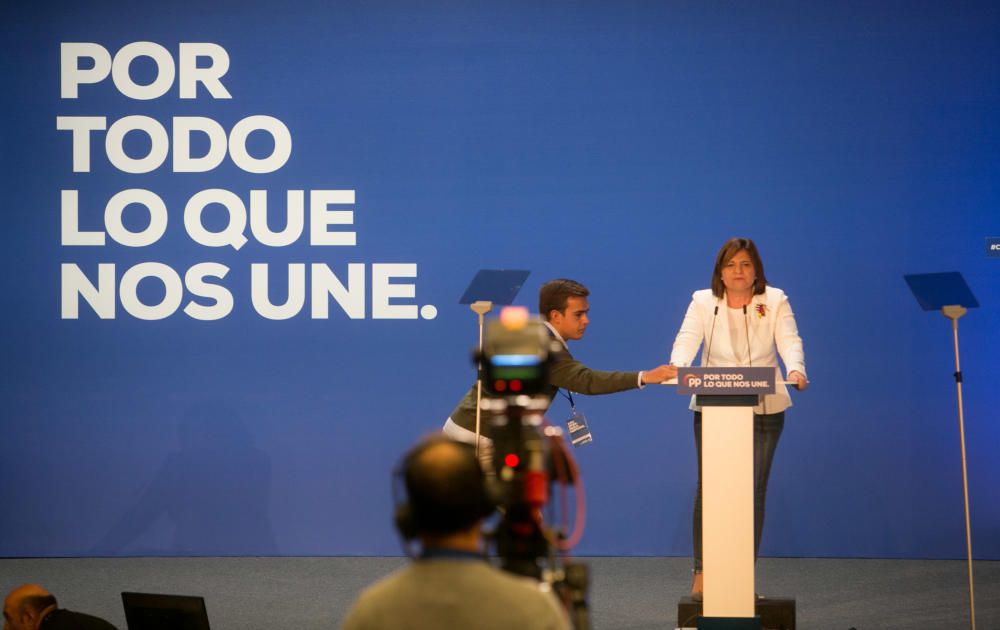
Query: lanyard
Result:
<box><xmin>560</xmin><ymin>389</ymin><xmax>576</xmax><ymax>410</ymax></box>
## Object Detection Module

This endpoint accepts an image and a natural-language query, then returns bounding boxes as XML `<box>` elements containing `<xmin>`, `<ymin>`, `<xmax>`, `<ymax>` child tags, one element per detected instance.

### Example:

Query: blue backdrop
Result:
<box><xmin>1</xmin><ymin>1</ymin><xmax>997</xmax><ymax>559</ymax></box>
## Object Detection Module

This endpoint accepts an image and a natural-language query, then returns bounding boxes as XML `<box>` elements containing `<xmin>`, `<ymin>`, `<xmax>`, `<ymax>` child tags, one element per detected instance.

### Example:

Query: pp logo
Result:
<box><xmin>683</xmin><ymin>374</ymin><xmax>702</xmax><ymax>387</ymax></box>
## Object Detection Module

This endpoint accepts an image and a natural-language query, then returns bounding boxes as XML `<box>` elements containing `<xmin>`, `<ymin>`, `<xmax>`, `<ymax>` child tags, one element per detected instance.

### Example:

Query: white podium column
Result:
<box><xmin>702</xmin><ymin>404</ymin><xmax>756</xmax><ymax>618</ymax></box>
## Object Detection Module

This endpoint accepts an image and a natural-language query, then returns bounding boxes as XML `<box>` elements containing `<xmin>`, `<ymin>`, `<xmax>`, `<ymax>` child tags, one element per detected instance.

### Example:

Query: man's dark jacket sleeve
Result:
<box><xmin>448</xmin><ymin>348</ymin><xmax>640</xmax><ymax>433</ymax></box>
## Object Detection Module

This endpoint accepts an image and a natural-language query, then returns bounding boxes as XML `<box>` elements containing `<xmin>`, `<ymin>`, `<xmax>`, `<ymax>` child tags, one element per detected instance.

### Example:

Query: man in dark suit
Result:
<box><xmin>444</xmin><ymin>278</ymin><xmax>676</xmax><ymax>443</ymax></box>
<box><xmin>3</xmin><ymin>584</ymin><xmax>118</xmax><ymax>630</ymax></box>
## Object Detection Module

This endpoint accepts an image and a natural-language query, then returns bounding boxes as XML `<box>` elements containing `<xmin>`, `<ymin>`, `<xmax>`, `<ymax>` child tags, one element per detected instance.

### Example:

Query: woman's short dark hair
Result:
<box><xmin>710</xmin><ymin>237</ymin><xmax>767</xmax><ymax>298</ymax></box>
<box><xmin>538</xmin><ymin>279</ymin><xmax>589</xmax><ymax>320</ymax></box>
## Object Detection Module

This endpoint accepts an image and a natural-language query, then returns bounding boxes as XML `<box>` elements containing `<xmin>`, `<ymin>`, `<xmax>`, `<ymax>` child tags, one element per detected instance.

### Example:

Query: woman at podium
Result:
<box><xmin>670</xmin><ymin>237</ymin><xmax>807</xmax><ymax>600</ymax></box>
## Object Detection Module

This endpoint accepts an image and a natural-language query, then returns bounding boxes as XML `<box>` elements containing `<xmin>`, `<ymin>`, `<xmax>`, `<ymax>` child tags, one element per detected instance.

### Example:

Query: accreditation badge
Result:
<box><xmin>566</xmin><ymin>408</ymin><xmax>593</xmax><ymax>447</ymax></box>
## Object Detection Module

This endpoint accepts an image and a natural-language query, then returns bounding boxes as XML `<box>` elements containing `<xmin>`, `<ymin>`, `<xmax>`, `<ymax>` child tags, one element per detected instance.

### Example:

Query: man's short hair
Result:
<box><xmin>538</xmin><ymin>279</ymin><xmax>589</xmax><ymax>320</ymax></box>
<box><xmin>400</xmin><ymin>437</ymin><xmax>493</xmax><ymax>536</ymax></box>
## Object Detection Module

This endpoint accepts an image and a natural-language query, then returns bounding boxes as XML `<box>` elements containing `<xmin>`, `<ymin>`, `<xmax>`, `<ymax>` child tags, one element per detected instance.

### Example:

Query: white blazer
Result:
<box><xmin>670</xmin><ymin>286</ymin><xmax>806</xmax><ymax>414</ymax></box>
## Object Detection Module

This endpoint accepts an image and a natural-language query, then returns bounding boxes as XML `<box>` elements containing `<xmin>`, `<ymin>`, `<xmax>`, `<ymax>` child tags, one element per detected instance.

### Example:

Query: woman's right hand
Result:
<box><xmin>788</xmin><ymin>370</ymin><xmax>808</xmax><ymax>391</ymax></box>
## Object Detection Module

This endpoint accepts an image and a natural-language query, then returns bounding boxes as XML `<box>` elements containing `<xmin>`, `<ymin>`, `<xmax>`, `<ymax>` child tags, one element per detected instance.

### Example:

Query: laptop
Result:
<box><xmin>121</xmin><ymin>592</ymin><xmax>211</xmax><ymax>630</ymax></box>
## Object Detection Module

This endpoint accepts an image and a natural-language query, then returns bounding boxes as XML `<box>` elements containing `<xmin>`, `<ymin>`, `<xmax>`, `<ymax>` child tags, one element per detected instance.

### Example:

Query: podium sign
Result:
<box><xmin>677</xmin><ymin>367</ymin><xmax>775</xmax><ymax>396</ymax></box>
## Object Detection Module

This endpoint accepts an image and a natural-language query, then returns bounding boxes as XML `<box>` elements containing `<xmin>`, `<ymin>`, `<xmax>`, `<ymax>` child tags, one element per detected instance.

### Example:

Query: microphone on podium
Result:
<box><xmin>704</xmin><ymin>303</ymin><xmax>719</xmax><ymax>365</ymax></box>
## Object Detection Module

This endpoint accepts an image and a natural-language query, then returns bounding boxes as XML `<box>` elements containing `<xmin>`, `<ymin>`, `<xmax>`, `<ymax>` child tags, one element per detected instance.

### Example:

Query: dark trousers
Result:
<box><xmin>692</xmin><ymin>410</ymin><xmax>785</xmax><ymax>572</ymax></box>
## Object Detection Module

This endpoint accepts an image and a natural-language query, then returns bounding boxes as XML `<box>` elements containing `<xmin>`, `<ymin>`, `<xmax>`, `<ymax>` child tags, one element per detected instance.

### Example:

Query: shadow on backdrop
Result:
<box><xmin>93</xmin><ymin>402</ymin><xmax>278</xmax><ymax>555</ymax></box>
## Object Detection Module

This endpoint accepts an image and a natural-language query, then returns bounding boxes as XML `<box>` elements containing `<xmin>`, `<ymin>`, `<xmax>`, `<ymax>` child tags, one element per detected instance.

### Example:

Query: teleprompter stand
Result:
<box><xmin>458</xmin><ymin>269</ymin><xmax>530</xmax><ymax>457</ymax></box>
<box><xmin>905</xmin><ymin>271</ymin><xmax>980</xmax><ymax>630</ymax></box>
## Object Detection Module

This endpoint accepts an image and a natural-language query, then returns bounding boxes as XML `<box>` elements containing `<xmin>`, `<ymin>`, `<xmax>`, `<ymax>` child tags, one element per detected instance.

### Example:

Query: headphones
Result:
<box><xmin>392</xmin><ymin>436</ymin><xmax>496</xmax><ymax>543</ymax></box>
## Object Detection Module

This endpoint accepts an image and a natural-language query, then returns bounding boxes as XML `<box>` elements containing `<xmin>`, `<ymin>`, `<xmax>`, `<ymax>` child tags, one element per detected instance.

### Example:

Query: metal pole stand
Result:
<box><xmin>470</xmin><ymin>300</ymin><xmax>493</xmax><ymax>458</ymax></box>
<box><xmin>942</xmin><ymin>304</ymin><xmax>976</xmax><ymax>630</ymax></box>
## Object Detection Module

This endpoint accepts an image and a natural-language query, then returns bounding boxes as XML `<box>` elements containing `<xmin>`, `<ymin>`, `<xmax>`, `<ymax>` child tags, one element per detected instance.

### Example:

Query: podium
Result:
<box><xmin>677</xmin><ymin>367</ymin><xmax>783</xmax><ymax>630</ymax></box>
<box><xmin>699</xmin><ymin>392</ymin><xmax>759</xmax><ymax>624</ymax></box>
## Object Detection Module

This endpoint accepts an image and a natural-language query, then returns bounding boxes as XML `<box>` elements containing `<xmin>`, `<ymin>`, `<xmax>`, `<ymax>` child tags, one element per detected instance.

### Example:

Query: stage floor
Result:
<box><xmin>1</xmin><ymin>556</ymin><xmax>996</xmax><ymax>629</ymax></box>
